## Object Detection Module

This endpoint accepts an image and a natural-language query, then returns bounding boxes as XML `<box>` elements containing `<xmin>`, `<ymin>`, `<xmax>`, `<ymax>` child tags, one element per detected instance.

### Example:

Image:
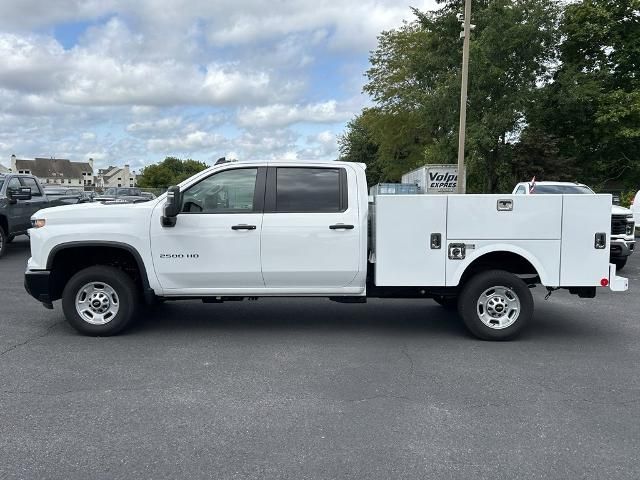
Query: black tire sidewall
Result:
<box><xmin>62</xmin><ymin>266</ymin><xmax>138</xmax><ymax>336</ymax></box>
<box><xmin>458</xmin><ymin>270</ymin><xmax>533</xmax><ymax>341</ymax></box>
<box><xmin>613</xmin><ymin>258</ymin><xmax>627</xmax><ymax>271</ymax></box>
<box><xmin>0</xmin><ymin>226</ymin><xmax>6</xmax><ymax>258</ymax></box>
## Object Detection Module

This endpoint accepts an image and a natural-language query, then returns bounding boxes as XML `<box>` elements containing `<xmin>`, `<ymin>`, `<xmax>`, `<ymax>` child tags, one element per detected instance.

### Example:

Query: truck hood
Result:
<box><xmin>33</xmin><ymin>199</ymin><xmax>157</xmax><ymax>222</ymax></box>
<box><xmin>612</xmin><ymin>205</ymin><xmax>632</xmax><ymax>215</ymax></box>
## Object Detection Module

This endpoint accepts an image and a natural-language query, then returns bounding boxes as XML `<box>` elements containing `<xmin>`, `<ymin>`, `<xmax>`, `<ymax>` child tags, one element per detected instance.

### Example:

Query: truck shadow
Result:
<box><xmin>128</xmin><ymin>297</ymin><xmax>615</xmax><ymax>342</ymax></box>
<box><xmin>131</xmin><ymin>298</ymin><xmax>469</xmax><ymax>338</ymax></box>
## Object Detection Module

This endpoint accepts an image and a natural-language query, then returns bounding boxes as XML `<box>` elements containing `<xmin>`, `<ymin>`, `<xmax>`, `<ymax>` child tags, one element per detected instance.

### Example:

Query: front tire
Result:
<box><xmin>62</xmin><ymin>266</ymin><xmax>138</xmax><ymax>336</ymax></box>
<box><xmin>612</xmin><ymin>258</ymin><xmax>627</xmax><ymax>271</ymax></box>
<box><xmin>458</xmin><ymin>270</ymin><xmax>533</xmax><ymax>341</ymax></box>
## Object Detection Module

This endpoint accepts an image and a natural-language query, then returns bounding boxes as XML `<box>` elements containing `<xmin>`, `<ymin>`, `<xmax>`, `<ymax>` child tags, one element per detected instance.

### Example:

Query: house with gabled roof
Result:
<box><xmin>9</xmin><ymin>154</ymin><xmax>94</xmax><ymax>186</ymax></box>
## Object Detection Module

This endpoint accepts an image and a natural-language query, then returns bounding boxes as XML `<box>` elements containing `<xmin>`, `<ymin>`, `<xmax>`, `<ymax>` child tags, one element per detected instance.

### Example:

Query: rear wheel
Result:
<box><xmin>62</xmin><ymin>266</ymin><xmax>138</xmax><ymax>336</ymax></box>
<box><xmin>0</xmin><ymin>227</ymin><xmax>7</xmax><ymax>258</ymax></box>
<box><xmin>458</xmin><ymin>270</ymin><xmax>533</xmax><ymax>341</ymax></box>
<box><xmin>612</xmin><ymin>258</ymin><xmax>627</xmax><ymax>271</ymax></box>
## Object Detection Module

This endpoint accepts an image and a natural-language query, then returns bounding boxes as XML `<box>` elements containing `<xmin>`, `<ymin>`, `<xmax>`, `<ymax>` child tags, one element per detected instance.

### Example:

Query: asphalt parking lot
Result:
<box><xmin>1</xmin><ymin>236</ymin><xmax>639</xmax><ymax>480</ymax></box>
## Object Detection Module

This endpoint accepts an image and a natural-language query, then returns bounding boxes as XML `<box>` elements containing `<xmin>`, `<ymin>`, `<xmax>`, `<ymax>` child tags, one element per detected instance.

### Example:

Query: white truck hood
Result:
<box><xmin>33</xmin><ymin>200</ymin><xmax>157</xmax><ymax>224</ymax></box>
<box><xmin>612</xmin><ymin>205</ymin><xmax>632</xmax><ymax>216</ymax></box>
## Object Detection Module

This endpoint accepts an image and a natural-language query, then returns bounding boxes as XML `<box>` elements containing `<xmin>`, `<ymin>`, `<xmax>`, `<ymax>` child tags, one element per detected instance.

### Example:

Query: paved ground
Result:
<box><xmin>1</xmin><ymin>236</ymin><xmax>639</xmax><ymax>479</ymax></box>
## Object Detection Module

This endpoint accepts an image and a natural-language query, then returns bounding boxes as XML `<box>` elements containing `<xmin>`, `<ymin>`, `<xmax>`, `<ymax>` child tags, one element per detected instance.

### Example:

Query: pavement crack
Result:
<box><xmin>0</xmin><ymin>320</ymin><xmax>63</xmax><ymax>358</ymax></box>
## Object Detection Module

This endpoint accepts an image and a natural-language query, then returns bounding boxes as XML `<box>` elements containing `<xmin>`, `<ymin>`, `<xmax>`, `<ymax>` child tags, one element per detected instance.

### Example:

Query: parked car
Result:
<box><xmin>43</xmin><ymin>187</ymin><xmax>94</xmax><ymax>203</ymax></box>
<box><xmin>513</xmin><ymin>181</ymin><xmax>635</xmax><ymax>270</ymax></box>
<box><xmin>25</xmin><ymin>161</ymin><xmax>627</xmax><ymax>340</ymax></box>
<box><xmin>0</xmin><ymin>174</ymin><xmax>88</xmax><ymax>258</ymax></box>
<box><xmin>94</xmin><ymin>187</ymin><xmax>151</xmax><ymax>204</ymax></box>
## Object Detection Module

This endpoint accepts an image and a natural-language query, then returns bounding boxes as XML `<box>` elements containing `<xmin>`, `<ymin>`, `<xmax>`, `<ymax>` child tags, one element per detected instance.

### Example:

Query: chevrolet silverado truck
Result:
<box><xmin>512</xmin><ymin>181</ymin><xmax>635</xmax><ymax>270</ymax></box>
<box><xmin>0</xmin><ymin>173</ymin><xmax>91</xmax><ymax>258</ymax></box>
<box><xmin>25</xmin><ymin>161</ymin><xmax>628</xmax><ymax>340</ymax></box>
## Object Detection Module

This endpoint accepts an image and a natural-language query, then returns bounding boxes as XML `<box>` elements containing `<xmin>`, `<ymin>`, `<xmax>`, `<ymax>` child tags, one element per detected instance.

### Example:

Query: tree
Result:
<box><xmin>526</xmin><ymin>0</ymin><xmax>640</xmax><ymax>190</ymax></box>
<box><xmin>137</xmin><ymin>157</ymin><xmax>209</xmax><ymax>188</ymax></box>
<box><xmin>342</xmin><ymin>0</ymin><xmax>561</xmax><ymax>192</ymax></box>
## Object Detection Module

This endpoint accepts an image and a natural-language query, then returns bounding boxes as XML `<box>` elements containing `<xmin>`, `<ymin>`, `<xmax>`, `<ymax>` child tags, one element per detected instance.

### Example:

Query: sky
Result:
<box><xmin>0</xmin><ymin>0</ymin><xmax>437</xmax><ymax>173</ymax></box>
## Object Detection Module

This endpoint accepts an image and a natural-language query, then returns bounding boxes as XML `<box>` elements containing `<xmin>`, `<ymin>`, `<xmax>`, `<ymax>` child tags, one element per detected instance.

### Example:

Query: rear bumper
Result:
<box><xmin>610</xmin><ymin>239</ymin><xmax>635</xmax><ymax>259</ymax></box>
<box><xmin>24</xmin><ymin>270</ymin><xmax>54</xmax><ymax>307</ymax></box>
<box><xmin>609</xmin><ymin>263</ymin><xmax>629</xmax><ymax>292</ymax></box>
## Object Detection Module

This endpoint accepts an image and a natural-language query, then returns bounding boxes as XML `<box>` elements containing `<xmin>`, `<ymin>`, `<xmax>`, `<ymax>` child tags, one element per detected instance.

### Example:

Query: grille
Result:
<box><xmin>611</xmin><ymin>215</ymin><xmax>628</xmax><ymax>235</ymax></box>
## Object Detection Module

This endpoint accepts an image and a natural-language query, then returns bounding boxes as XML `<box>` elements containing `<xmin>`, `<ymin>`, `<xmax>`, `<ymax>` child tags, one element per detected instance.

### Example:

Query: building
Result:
<box><xmin>10</xmin><ymin>155</ymin><xmax>94</xmax><ymax>186</ymax></box>
<box><xmin>94</xmin><ymin>165</ymin><xmax>137</xmax><ymax>189</ymax></box>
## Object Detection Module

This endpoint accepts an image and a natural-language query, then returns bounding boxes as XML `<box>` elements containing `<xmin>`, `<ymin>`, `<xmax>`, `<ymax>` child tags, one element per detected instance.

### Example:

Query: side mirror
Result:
<box><xmin>8</xmin><ymin>186</ymin><xmax>32</xmax><ymax>203</ymax></box>
<box><xmin>161</xmin><ymin>186</ymin><xmax>182</xmax><ymax>227</ymax></box>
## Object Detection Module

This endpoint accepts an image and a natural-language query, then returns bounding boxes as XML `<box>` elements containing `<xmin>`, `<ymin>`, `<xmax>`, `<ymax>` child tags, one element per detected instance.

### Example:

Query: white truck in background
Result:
<box><xmin>512</xmin><ymin>181</ymin><xmax>635</xmax><ymax>270</ymax></box>
<box><xmin>25</xmin><ymin>160</ymin><xmax>628</xmax><ymax>340</ymax></box>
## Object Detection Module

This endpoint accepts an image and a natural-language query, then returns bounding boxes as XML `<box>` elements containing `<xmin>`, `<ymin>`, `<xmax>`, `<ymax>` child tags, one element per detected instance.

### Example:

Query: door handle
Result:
<box><xmin>329</xmin><ymin>224</ymin><xmax>354</xmax><ymax>230</ymax></box>
<box><xmin>231</xmin><ymin>224</ymin><xmax>257</xmax><ymax>230</ymax></box>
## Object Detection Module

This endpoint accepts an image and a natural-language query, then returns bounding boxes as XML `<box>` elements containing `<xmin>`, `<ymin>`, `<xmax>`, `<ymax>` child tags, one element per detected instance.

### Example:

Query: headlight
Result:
<box><xmin>31</xmin><ymin>219</ymin><xmax>46</xmax><ymax>228</ymax></box>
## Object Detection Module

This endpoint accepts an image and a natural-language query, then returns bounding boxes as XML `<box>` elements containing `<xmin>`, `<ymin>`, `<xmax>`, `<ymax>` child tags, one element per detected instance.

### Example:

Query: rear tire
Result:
<box><xmin>612</xmin><ymin>258</ymin><xmax>627</xmax><ymax>271</ymax></box>
<box><xmin>62</xmin><ymin>266</ymin><xmax>138</xmax><ymax>336</ymax></box>
<box><xmin>458</xmin><ymin>270</ymin><xmax>533</xmax><ymax>341</ymax></box>
<box><xmin>0</xmin><ymin>227</ymin><xmax>7</xmax><ymax>258</ymax></box>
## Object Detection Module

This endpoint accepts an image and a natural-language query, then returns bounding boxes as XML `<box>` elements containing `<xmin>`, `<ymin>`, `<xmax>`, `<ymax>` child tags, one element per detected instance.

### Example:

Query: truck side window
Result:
<box><xmin>182</xmin><ymin>168</ymin><xmax>258</xmax><ymax>213</ymax></box>
<box><xmin>7</xmin><ymin>177</ymin><xmax>21</xmax><ymax>192</ymax></box>
<box><xmin>515</xmin><ymin>185</ymin><xmax>526</xmax><ymax>195</ymax></box>
<box><xmin>20</xmin><ymin>177</ymin><xmax>42</xmax><ymax>197</ymax></box>
<box><xmin>275</xmin><ymin>168</ymin><xmax>345</xmax><ymax>213</ymax></box>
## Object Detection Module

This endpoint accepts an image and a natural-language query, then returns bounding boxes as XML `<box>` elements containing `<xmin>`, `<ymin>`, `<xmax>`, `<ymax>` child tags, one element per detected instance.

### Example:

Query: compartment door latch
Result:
<box><xmin>430</xmin><ymin>233</ymin><xmax>442</xmax><ymax>249</ymax></box>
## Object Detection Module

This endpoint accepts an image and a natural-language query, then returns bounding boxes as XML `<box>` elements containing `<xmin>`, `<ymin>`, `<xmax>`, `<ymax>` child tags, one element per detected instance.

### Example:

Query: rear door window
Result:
<box><xmin>273</xmin><ymin>167</ymin><xmax>346</xmax><ymax>213</ymax></box>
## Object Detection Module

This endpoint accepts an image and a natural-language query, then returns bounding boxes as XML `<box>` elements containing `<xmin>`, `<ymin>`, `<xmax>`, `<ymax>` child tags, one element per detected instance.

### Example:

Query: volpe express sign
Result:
<box><xmin>401</xmin><ymin>164</ymin><xmax>461</xmax><ymax>194</ymax></box>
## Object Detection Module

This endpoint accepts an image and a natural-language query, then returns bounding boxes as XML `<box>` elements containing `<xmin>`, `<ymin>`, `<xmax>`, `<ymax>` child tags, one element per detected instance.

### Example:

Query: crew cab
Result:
<box><xmin>25</xmin><ymin>161</ymin><xmax>628</xmax><ymax>340</ymax></box>
<box><xmin>513</xmin><ymin>181</ymin><xmax>635</xmax><ymax>271</ymax></box>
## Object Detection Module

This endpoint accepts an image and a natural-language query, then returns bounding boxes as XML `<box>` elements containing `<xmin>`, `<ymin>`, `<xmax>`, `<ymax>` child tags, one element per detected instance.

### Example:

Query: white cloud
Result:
<box><xmin>0</xmin><ymin>0</ymin><xmax>438</xmax><ymax>170</ymax></box>
<box><xmin>237</xmin><ymin>101</ymin><xmax>352</xmax><ymax>128</ymax></box>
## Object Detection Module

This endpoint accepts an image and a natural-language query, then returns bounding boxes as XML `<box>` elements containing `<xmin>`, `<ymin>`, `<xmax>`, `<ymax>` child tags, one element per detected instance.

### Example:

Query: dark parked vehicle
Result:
<box><xmin>94</xmin><ymin>187</ymin><xmax>151</xmax><ymax>204</ymax></box>
<box><xmin>43</xmin><ymin>187</ymin><xmax>94</xmax><ymax>203</ymax></box>
<box><xmin>0</xmin><ymin>174</ymin><xmax>89</xmax><ymax>258</ymax></box>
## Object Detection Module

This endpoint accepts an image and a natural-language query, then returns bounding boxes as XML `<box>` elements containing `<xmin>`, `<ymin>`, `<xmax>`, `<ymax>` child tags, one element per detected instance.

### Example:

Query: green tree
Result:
<box><xmin>343</xmin><ymin>0</ymin><xmax>561</xmax><ymax>192</ymax></box>
<box><xmin>137</xmin><ymin>157</ymin><xmax>209</xmax><ymax>188</ymax></box>
<box><xmin>527</xmin><ymin>0</ymin><xmax>640</xmax><ymax>190</ymax></box>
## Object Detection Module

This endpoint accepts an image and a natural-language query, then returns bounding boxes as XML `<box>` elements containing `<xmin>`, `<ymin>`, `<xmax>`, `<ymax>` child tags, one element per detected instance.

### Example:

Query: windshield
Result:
<box><xmin>533</xmin><ymin>184</ymin><xmax>594</xmax><ymax>194</ymax></box>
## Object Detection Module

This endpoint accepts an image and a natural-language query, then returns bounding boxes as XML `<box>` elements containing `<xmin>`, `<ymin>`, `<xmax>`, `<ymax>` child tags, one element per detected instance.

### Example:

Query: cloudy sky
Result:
<box><xmin>0</xmin><ymin>0</ymin><xmax>437</xmax><ymax>172</ymax></box>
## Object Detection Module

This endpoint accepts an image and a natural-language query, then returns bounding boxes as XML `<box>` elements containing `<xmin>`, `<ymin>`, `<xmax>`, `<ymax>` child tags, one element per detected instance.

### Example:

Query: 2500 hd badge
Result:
<box><xmin>159</xmin><ymin>253</ymin><xmax>200</xmax><ymax>259</ymax></box>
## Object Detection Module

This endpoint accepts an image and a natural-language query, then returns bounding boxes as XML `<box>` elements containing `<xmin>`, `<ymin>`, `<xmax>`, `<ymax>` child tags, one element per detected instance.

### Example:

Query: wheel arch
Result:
<box><xmin>450</xmin><ymin>245</ymin><xmax>550</xmax><ymax>287</ymax></box>
<box><xmin>46</xmin><ymin>241</ymin><xmax>152</xmax><ymax>301</ymax></box>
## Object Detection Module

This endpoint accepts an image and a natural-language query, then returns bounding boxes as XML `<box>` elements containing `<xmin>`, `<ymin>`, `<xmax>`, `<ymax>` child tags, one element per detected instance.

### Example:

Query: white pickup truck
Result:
<box><xmin>25</xmin><ymin>160</ymin><xmax>628</xmax><ymax>340</ymax></box>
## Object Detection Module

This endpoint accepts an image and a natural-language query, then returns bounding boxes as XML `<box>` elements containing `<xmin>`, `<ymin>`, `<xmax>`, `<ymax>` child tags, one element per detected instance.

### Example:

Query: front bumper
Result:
<box><xmin>610</xmin><ymin>239</ymin><xmax>635</xmax><ymax>259</ymax></box>
<box><xmin>24</xmin><ymin>270</ymin><xmax>54</xmax><ymax>308</ymax></box>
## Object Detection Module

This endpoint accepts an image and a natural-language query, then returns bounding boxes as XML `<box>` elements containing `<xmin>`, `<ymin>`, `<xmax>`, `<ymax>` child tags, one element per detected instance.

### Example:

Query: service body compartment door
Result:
<box><xmin>560</xmin><ymin>194</ymin><xmax>611</xmax><ymax>286</ymax></box>
<box><xmin>374</xmin><ymin>195</ymin><xmax>447</xmax><ymax>286</ymax></box>
<box><xmin>447</xmin><ymin>195</ymin><xmax>562</xmax><ymax>240</ymax></box>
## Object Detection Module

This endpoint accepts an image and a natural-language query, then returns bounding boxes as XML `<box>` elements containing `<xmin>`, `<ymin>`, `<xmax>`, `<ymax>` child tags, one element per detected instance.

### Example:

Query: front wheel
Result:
<box><xmin>612</xmin><ymin>258</ymin><xmax>627</xmax><ymax>271</ymax></box>
<box><xmin>458</xmin><ymin>270</ymin><xmax>533</xmax><ymax>341</ymax></box>
<box><xmin>62</xmin><ymin>266</ymin><xmax>139</xmax><ymax>336</ymax></box>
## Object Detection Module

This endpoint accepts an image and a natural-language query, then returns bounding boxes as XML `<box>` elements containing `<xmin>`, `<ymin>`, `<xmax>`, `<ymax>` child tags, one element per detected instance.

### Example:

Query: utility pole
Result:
<box><xmin>456</xmin><ymin>0</ymin><xmax>472</xmax><ymax>194</ymax></box>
